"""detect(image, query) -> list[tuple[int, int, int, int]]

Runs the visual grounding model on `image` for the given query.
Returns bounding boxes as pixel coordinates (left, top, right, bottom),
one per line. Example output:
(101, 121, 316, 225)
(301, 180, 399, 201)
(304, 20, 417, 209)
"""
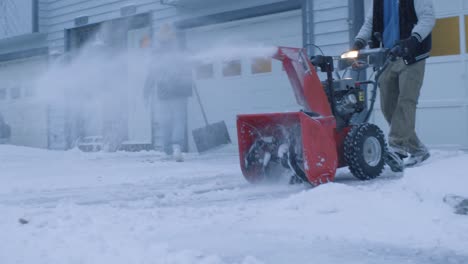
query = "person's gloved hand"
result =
(351, 38, 366, 50)
(399, 36, 419, 57)
(389, 44, 403, 61)
(352, 39, 365, 51)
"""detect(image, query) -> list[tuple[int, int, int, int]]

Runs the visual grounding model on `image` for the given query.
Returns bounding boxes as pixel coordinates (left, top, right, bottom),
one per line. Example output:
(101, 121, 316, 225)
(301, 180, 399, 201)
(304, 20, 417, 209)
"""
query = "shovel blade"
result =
(192, 121, 231, 153)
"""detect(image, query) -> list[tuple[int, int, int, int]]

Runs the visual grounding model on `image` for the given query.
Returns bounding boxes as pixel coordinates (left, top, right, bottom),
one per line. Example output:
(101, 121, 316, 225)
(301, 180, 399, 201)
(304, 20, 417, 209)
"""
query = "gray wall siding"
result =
(39, 0, 50, 33)
(42, 0, 173, 53)
(313, 0, 349, 56)
(174, 0, 291, 19)
(41, 0, 291, 53)
(0, 0, 34, 39)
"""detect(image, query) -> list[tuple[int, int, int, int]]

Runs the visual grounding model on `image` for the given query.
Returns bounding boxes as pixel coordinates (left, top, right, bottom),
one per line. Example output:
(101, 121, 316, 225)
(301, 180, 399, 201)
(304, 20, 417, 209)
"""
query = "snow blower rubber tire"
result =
(344, 123, 386, 180)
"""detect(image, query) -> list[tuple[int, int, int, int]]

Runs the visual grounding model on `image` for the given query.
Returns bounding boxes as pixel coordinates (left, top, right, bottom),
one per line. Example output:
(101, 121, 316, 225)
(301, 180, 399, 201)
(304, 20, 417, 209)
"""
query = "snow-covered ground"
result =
(1, 145, 467, 264)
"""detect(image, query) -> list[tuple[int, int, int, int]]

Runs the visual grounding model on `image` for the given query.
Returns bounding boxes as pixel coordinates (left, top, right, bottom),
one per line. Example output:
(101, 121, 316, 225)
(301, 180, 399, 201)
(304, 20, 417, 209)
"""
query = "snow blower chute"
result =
(237, 46, 395, 186)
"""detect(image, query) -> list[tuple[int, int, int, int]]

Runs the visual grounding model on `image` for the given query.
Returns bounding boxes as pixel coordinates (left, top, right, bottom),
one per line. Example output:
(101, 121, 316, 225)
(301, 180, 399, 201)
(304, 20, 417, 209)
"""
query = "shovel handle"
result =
(192, 82, 210, 126)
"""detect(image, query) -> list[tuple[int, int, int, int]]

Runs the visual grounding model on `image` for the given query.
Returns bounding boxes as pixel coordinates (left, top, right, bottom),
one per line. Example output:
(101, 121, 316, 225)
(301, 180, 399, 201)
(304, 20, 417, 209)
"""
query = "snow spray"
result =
(30, 26, 278, 150)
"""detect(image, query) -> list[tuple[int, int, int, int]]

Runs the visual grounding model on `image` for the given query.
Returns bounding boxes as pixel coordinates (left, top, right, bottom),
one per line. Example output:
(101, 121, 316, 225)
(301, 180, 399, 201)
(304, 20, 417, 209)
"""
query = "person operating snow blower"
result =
(352, 0, 435, 171)
(144, 23, 193, 162)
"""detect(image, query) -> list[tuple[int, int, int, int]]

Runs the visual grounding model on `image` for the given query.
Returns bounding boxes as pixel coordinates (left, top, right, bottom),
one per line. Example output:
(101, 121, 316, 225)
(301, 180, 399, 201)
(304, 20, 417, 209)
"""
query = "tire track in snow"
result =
(0, 172, 306, 208)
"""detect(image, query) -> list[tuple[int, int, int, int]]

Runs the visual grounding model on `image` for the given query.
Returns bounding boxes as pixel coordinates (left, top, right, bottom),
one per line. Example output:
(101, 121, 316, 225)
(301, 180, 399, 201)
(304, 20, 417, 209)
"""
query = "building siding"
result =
(313, 0, 349, 56)
(41, 0, 294, 53)
(40, 0, 170, 53)
(39, 0, 50, 33)
(0, 0, 360, 150)
(0, 0, 35, 39)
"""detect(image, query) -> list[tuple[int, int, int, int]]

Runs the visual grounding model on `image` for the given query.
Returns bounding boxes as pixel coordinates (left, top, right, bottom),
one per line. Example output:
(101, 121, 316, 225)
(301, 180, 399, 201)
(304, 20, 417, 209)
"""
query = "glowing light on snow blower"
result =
(341, 50, 359, 59)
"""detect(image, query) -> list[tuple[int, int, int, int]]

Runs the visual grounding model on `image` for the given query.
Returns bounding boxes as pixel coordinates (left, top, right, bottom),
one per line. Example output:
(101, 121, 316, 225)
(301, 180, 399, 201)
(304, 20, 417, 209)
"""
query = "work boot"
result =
(389, 144, 409, 158)
(385, 145, 407, 173)
(405, 149, 430, 168)
(172, 144, 183, 162)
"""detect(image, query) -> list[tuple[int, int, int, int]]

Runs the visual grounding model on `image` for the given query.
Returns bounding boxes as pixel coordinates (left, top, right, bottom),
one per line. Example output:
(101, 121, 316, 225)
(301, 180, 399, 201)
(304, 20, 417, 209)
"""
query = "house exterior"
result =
(0, 0, 467, 151)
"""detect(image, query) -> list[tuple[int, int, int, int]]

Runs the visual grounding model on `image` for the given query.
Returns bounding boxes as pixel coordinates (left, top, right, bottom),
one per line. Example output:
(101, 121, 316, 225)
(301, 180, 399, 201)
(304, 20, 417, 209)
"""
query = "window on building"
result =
(10, 86, 21, 99)
(222, 60, 241, 77)
(195, 63, 214, 79)
(251, 57, 272, 74)
(0, 89, 6, 100)
(431, 16, 460, 57)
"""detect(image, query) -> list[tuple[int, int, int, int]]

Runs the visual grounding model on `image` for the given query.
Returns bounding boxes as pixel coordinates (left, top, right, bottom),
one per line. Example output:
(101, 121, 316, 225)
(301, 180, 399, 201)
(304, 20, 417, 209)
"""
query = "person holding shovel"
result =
(144, 23, 193, 162)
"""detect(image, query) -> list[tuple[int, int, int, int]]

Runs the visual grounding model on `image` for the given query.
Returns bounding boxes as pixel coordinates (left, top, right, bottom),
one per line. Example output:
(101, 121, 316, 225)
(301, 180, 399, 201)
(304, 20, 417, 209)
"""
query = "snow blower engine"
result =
(237, 46, 394, 186)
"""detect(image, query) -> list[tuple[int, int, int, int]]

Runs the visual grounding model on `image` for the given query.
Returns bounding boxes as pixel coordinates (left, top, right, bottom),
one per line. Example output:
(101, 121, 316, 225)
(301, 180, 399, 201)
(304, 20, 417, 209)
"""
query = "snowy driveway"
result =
(0, 146, 467, 264)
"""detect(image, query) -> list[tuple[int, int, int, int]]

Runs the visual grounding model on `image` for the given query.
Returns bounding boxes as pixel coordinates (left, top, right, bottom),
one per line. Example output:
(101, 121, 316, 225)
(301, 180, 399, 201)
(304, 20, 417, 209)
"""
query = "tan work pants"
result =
(378, 58, 427, 154)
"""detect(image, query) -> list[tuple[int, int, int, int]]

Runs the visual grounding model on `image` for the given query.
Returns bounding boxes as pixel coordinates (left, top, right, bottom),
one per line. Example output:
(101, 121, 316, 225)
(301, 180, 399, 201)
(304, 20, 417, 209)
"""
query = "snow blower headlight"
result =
(341, 50, 359, 60)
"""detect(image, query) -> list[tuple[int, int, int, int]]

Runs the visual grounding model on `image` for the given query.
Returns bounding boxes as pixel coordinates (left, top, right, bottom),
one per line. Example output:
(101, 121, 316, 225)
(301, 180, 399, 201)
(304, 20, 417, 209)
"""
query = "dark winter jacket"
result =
(144, 49, 193, 100)
(355, 0, 436, 65)
(155, 65, 193, 100)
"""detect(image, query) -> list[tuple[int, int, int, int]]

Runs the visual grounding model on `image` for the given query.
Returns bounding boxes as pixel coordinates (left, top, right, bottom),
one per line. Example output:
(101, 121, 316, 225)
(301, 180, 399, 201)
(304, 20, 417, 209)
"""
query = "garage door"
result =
(0, 56, 49, 148)
(185, 10, 303, 151)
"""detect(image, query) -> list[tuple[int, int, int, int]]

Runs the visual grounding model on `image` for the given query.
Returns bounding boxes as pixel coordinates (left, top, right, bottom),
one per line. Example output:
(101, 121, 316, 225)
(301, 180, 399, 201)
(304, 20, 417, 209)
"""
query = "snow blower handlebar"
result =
(272, 46, 399, 123)
(337, 47, 399, 123)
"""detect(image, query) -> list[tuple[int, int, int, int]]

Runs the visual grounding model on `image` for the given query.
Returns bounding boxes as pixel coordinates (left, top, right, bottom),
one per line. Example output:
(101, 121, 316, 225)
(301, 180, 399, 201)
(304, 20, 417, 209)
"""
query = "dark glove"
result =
(352, 39, 366, 51)
(389, 45, 403, 61)
(399, 36, 419, 57)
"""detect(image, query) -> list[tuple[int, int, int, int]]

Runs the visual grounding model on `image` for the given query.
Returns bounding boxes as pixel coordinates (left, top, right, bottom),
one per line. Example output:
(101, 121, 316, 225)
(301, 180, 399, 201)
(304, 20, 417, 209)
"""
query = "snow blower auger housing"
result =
(237, 46, 393, 186)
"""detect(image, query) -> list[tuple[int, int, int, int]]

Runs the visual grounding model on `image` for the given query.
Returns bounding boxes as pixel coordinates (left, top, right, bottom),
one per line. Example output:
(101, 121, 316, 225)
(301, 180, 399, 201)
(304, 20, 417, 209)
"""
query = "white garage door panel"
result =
(422, 62, 466, 101)
(0, 58, 49, 148)
(369, 106, 468, 149)
(189, 74, 299, 117)
(186, 11, 302, 150)
(187, 12, 302, 50)
(189, 59, 297, 137)
(418, 107, 468, 148)
(0, 101, 48, 148)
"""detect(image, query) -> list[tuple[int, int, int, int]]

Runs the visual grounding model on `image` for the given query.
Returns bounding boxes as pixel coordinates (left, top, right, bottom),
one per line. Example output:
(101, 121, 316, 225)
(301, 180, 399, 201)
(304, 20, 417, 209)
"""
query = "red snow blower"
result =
(237, 45, 397, 186)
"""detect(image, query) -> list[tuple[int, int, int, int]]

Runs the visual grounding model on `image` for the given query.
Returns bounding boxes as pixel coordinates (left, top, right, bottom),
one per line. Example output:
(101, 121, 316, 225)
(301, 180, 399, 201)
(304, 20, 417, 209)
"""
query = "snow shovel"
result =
(192, 83, 231, 153)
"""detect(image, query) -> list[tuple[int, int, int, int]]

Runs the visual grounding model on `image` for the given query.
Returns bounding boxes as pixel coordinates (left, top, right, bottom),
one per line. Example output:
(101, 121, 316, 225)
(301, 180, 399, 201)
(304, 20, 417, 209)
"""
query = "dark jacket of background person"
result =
(144, 44, 193, 101)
